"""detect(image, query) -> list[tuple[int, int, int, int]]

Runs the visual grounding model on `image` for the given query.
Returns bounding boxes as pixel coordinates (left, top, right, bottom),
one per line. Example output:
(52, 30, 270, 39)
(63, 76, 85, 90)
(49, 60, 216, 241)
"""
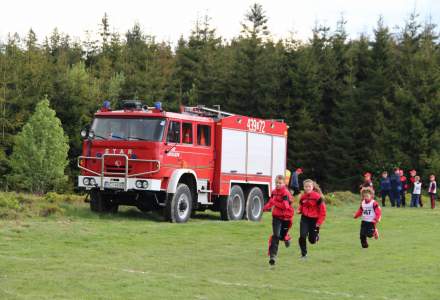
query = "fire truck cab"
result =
(78, 101, 288, 223)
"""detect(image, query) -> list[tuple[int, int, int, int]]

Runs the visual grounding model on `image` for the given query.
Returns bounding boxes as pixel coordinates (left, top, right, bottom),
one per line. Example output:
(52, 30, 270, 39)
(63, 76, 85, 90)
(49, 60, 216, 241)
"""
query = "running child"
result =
(263, 175, 294, 265)
(354, 188, 382, 248)
(429, 175, 437, 209)
(298, 179, 326, 258)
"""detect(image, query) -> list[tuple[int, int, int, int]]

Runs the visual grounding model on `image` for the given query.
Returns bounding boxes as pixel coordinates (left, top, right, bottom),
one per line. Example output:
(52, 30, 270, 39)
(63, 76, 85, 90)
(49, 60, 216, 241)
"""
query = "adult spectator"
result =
(380, 171, 391, 206)
(390, 168, 402, 207)
(289, 168, 303, 195)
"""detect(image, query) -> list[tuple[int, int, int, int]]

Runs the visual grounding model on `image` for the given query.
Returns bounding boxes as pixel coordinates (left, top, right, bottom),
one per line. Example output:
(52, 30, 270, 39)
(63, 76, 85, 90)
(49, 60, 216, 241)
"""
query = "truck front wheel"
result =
(90, 190, 118, 213)
(165, 183, 193, 223)
(220, 185, 245, 221)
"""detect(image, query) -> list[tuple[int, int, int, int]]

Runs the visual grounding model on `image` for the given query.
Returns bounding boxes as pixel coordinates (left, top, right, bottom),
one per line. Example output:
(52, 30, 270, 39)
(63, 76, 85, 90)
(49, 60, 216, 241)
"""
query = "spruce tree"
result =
(9, 98, 69, 193)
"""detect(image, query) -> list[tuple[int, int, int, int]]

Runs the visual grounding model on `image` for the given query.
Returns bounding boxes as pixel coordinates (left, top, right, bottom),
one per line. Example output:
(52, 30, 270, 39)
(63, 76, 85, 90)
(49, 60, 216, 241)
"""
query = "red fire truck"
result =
(78, 101, 288, 223)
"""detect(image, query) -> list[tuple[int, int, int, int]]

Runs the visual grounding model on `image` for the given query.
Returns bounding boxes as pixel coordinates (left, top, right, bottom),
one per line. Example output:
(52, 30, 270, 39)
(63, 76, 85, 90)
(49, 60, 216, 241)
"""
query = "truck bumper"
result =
(78, 176, 162, 191)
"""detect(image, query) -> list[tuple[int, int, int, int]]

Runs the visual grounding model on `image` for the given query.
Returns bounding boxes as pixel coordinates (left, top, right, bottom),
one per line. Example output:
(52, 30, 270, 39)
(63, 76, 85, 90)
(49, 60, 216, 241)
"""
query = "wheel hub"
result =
(232, 195, 242, 216)
(177, 194, 190, 219)
(251, 196, 261, 217)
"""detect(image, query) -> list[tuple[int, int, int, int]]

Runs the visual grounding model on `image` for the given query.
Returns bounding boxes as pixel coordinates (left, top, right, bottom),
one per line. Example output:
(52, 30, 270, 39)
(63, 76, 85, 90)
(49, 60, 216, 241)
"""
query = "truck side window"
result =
(197, 125, 211, 146)
(167, 121, 181, 143)
(182, 123, 193, 144)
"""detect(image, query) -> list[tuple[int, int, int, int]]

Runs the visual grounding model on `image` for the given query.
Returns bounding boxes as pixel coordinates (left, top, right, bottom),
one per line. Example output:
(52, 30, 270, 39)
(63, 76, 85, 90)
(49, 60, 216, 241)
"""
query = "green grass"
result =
(0, 199, 439, 300)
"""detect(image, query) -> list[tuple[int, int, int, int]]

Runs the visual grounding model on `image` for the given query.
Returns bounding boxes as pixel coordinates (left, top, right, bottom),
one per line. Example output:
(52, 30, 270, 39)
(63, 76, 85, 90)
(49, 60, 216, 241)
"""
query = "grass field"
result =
(0, 199, 439, 300)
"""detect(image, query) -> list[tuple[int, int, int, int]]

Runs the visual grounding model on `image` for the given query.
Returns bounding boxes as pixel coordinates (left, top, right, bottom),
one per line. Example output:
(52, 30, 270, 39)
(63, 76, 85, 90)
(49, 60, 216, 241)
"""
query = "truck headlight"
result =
(142, 181, 149, 189)
(83, 178, 90, 185)
(136, 180, 142, 188)
(90, 178, 96, 185)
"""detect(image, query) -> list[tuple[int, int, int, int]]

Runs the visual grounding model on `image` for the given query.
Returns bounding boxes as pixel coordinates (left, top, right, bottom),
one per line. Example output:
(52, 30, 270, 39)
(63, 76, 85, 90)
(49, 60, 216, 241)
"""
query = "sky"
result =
(0, 0, 439, 45)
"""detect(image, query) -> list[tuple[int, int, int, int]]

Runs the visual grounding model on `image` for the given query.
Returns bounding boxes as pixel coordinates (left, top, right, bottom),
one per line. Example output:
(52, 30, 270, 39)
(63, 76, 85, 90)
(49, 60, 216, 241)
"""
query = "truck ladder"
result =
(183, 105, 235, 119)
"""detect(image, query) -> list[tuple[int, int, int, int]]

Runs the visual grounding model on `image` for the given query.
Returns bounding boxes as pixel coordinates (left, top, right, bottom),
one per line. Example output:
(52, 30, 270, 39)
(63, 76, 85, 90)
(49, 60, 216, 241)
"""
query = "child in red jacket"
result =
(263, 175, 294, 265)
(354, 188, 382, 248)
(298, 179, 326, 258)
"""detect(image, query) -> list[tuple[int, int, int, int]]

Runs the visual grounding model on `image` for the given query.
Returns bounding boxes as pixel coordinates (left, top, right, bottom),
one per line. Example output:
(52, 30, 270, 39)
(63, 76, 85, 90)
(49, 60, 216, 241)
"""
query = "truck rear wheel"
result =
(90, 190, 118, 213)
(244, 187, 264, 221)
(220, 185, 245, 221)
(165, 183, 193, 223)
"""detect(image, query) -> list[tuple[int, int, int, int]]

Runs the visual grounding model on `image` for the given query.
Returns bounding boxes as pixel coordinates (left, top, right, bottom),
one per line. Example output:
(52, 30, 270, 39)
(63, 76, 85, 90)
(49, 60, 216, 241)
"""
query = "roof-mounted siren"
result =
(153, 101, 163, 112)
(100, 100, 111, 112)
(122, 100, 143, 111)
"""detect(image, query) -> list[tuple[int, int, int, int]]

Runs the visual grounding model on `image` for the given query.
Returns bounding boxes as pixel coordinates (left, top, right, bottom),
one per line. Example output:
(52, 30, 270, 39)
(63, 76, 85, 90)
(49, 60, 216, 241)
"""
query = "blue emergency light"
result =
(102, 100, 111, 110)
(154, 101, 162, 111)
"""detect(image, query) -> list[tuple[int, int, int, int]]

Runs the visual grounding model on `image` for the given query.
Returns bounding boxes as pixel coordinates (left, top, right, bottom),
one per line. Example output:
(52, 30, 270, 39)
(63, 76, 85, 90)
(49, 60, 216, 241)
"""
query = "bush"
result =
(0, 193, 20, 209)
(44, 192, 83, 204)
(324, 191, 360, 206)
(0, 192, 83, 219)
(38, 203, 65, 217)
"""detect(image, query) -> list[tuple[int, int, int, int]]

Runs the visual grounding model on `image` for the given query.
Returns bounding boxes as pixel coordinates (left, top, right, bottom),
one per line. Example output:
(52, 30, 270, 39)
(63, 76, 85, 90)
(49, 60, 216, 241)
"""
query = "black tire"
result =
(90, 189, 118, 213)
(244, 187, 264, 221)
(165, 183, 193, 223)
(220, 185, 245, 221)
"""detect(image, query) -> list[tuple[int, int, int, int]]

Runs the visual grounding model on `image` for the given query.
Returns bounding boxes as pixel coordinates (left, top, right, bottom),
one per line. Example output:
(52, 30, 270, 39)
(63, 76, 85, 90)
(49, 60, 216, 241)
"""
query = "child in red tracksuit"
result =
(354, 188, 382, 248)
(263, 175, 294, 265)
(298, 179, 326, 258)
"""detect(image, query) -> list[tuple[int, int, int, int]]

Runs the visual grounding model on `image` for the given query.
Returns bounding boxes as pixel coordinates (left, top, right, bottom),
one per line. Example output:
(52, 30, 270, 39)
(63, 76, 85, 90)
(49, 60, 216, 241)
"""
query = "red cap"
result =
(296, 168, 303, 174)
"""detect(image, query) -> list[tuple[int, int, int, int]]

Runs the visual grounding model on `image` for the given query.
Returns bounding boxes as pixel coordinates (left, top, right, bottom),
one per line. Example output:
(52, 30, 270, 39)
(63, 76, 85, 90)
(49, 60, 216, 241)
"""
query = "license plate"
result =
(104, 181, 125, 189)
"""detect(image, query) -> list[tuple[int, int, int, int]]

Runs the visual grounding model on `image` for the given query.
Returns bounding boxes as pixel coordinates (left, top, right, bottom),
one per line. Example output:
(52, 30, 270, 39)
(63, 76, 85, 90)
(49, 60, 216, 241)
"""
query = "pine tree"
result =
(9, 98, 69, 193)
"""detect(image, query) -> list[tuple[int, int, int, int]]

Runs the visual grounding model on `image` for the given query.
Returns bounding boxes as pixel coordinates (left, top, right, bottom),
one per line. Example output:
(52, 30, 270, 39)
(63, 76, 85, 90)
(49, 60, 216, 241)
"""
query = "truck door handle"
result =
(256, 172, 263, 175)
(230, 170, 237, 173)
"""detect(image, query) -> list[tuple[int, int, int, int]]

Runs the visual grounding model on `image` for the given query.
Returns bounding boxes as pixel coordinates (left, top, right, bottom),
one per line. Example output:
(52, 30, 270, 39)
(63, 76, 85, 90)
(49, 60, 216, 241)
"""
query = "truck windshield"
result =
(91, 118, 166, 141)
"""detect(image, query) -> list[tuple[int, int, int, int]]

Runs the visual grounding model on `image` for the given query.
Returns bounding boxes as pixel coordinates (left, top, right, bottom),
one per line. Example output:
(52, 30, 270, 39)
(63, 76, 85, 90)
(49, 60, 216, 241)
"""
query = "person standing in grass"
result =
(380, 171, 391, 207)
(360, 172, 374, 192)
(289, 167, 303, 196)
(428, 175, 437, 209)
(390, 168, 402, 207)
(399, 169, 408, 207)
(297, 179, 326, 259)
(263, 175, 294, 266)
(354, 188, 382, 248)
(410, 176, 422, 207)
(409, 169, 423, 207)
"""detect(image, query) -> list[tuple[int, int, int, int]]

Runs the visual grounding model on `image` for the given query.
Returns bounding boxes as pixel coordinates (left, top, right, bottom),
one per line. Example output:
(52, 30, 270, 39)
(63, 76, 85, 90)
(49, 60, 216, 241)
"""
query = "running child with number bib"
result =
(354, 188, 382, 248)
(263, 175, 294, 266)
(297, 179, 326, 259)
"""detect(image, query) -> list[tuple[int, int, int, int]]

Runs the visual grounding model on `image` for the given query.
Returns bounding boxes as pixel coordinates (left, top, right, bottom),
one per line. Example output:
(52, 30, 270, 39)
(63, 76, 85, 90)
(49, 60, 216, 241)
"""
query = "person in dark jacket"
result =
(289, 168, 303, 195)
(263, 175, 294, 266)
(297, 179, 326, 259)
(390, 168, 402, 207)
(380, 171, 391, 206)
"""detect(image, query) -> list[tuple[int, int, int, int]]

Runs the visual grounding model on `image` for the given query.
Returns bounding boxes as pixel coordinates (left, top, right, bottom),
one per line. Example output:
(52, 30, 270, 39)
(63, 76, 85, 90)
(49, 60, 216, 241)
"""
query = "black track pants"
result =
(268, 217, 291, 257)
(298, 215, 318, 256)
(360, 221, 375, 248)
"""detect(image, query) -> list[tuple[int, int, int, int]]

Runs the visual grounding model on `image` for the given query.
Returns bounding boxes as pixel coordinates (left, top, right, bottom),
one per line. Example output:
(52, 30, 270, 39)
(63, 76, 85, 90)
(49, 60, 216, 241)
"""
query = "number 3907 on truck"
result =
(78, 101, 288, 223)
